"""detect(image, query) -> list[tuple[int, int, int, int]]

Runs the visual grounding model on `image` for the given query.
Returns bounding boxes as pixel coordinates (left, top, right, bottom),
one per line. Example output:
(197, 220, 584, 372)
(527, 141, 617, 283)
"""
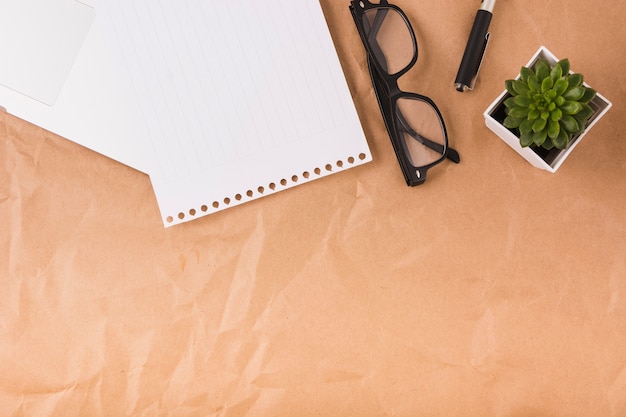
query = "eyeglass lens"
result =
(396, 97, 446, 167)
(362, 7, 414, 75)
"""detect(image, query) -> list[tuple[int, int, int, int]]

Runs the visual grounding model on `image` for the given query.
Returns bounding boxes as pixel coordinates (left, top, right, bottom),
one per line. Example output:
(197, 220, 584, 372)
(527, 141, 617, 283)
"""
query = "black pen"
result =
(454, 0, 496, 92)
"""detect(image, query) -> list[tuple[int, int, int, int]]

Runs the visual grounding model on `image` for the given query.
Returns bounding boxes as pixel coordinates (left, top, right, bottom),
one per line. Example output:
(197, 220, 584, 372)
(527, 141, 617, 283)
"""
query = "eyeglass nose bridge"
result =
(374, 68, 403, 98)
(387, 81, 403, 98)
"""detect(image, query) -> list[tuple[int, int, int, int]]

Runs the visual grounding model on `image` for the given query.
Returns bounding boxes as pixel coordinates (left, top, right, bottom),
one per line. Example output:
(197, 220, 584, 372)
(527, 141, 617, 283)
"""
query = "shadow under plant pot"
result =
(484, 46, 612, 173)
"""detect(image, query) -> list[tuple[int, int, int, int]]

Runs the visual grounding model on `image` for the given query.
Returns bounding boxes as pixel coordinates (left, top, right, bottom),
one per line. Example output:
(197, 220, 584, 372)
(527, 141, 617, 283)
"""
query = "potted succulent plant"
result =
(484, 46, 612, 172)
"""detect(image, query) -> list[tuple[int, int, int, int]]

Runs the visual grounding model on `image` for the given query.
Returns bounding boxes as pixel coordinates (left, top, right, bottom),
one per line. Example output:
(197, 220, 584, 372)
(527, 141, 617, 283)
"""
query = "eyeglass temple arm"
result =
(395, 110, 461, 163)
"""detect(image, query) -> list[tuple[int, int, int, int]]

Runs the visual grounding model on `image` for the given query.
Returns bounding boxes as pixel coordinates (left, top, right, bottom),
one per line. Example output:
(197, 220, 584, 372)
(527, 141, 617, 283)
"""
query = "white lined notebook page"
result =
(96, 0, 371, 226)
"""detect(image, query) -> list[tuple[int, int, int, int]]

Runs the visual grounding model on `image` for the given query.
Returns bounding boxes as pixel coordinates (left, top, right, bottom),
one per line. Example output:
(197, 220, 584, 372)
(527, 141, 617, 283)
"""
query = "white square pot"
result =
(483, 46, 612, 172)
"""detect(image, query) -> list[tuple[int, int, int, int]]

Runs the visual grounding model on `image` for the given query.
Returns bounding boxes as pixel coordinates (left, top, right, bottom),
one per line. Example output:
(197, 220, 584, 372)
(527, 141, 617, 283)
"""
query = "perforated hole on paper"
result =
(163, 151, 371, 225)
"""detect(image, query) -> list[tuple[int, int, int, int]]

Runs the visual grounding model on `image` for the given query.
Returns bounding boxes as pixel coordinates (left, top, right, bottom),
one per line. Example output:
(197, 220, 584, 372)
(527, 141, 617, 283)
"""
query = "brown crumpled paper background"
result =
(1, 1, 626, 416)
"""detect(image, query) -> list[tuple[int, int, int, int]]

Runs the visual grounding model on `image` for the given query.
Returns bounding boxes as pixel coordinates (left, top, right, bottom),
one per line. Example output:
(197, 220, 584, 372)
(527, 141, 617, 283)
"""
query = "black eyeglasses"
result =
(349, 0, 460, 186)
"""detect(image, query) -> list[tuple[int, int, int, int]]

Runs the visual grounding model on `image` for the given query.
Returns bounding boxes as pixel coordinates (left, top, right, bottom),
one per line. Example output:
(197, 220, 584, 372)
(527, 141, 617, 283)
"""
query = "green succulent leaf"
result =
(528, 109, 540, 120)
(541, 76, 554, 93)
(505, 79, 516, 95)
(554, 77, 569, 95)
(520, 132, 534, 147)
(508, 106, 530, 119)
(561, 101, 583, 115)
(533, 129, 548, 147)
(511, 79, 531, 96)
(550, 61, 563, 81)
(558, 58, 570, 75)
(560, 114, 579, 132)
(553, 127, 570, 149)
(513, 95, 534, 107)
(575, 103, 594, 121)
(503, 116, 523, 129)
(520, 66, 534, 83)
(580, 88, 596, 104)
(532, 117, 547, 133)
(542, 139, 555, 150)
(550, 108, 563, 121)
(535, 59, 550, 81)
(568, 73, 583, 88)
(563, 86, 585, 101)
(547, 119, 560, 139)
(555, 96, 566, 106)
(528, 75, 541, 92)
(519, 119, 534, 135)
(550, 65, 562, 82)
(504, 96, 517, 109)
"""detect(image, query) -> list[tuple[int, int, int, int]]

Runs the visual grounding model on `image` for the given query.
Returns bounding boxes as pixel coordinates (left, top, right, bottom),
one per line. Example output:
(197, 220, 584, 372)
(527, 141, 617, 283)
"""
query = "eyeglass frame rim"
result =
(368, 58, 449, 185)
(353, 0, 418, 80)
(349, 0, 453, 186)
